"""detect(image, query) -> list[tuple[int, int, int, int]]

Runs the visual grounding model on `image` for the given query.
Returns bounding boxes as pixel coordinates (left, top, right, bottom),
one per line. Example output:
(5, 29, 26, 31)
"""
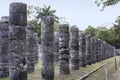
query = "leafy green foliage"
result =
(85, 22, 120, 48)
(36, 5, 59, 22)
(85, 25, 96, 37)
(110, 16, 120, 48)
(95, 0, 120, 11)
(95, 27, 114, 44)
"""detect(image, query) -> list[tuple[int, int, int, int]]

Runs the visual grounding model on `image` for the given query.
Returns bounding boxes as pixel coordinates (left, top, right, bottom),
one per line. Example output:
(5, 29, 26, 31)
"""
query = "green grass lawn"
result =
(1, 56, 120, 80)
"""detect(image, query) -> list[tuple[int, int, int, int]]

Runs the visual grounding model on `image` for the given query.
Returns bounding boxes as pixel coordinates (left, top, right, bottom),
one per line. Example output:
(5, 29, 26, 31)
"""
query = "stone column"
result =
(94, 38, 99, 62)
(54, 32, 59, 65)
(86, 35, 92, 65)
(34, 32, 39, 64)
(9, 2, 27, 80)
(0, 16, 9, 77)
(91, 37, 95, 64)
(26, 24, 36, 73)
(101, 41, 105, 60)
(102, 41, 106, 60)
(59, 24, 70, 74)
(105, 43, 108, 59)
(41, 16, 54, 80)
(104, 41, 107, 59)
(98, 39, 102, 61)
(79, 32, 86, 67)
(70, 26, 79, 70)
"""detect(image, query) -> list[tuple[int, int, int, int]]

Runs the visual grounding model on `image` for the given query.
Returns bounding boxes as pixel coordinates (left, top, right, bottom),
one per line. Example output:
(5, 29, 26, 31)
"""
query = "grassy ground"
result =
(0, 56, 120, 80)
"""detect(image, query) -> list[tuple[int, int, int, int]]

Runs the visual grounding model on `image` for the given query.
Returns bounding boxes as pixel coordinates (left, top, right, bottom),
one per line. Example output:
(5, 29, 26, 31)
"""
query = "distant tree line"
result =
(85, 16, 120, 48)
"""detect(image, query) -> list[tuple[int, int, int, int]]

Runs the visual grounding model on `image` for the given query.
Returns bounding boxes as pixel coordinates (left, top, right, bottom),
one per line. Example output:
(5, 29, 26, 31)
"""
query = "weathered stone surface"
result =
(9, 2, 27, 80)
(9, 40, 26, 53)
(0, 23, 9, 30)
(1, 44, 9, 54)
(54, 32, 59, 65)
(0, 37, 9, 44)
(70, 26, 79, 70)
(94, 38, 99, 62)
(9, 13, 27, 26)
(59, 24, 70, 74)
(9, 2, 27, 13)
(0, 16, 9, 23)
(79, 32, 86, 67)
(86, 35, 92, 65)
(9, 2, 27, 26)
(0, 16, 9, 77)
(26, 24, 37, 73)
(9, 26, 26, 40)
(91, 37, 95, 63)
(97, 39, 102, 62)
(41, 16, 54, 80)
(34, 32, 39, 64)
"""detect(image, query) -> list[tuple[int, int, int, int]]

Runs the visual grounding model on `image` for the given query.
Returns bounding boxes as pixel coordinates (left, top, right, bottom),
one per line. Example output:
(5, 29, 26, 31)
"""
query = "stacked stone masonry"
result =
(54, 32, 59, 65)
(79, 32, 86, 67)
(86, 35, 92, 65)
(91, 37, 95, 64)
(34, 32, 39, 64)
(9, 2, 27, 80)
(59, 24, 70, 74)
(70, 26, 79, 70)
(26, 24, 36, 73)
(0, 16, 9, 77)
(41, 16, 54, 80)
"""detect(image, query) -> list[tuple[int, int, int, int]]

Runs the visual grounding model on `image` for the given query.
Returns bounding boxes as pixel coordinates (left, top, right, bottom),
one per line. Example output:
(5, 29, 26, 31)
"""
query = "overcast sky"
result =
(0, 0, 120, 30)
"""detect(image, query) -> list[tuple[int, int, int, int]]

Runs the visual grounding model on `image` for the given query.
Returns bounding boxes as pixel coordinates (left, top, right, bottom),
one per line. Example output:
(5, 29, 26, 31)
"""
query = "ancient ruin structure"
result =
(34, 32, 39, 64)
(41, 16, 54, 80)
(54, 32, 59, 65)
(86, 35, 92, 65)
(79, 32, 86, 67)
(70, 26, 79, 70)
(26, 24, 36, 73)
(0, 16, 9, 77)
(59, 24, 70, 74)
(9, 2, 27, 80)
(91, 37, 95, 64)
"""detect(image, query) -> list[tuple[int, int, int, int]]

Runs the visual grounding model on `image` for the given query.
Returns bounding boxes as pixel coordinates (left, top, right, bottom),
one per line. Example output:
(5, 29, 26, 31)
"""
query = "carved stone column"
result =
(70, 26, 79, 70)
(79, 32, 86, 67)
(59, 24, 70, 74)
(9, 2, 27, 80)
(41, 16, 54, 80)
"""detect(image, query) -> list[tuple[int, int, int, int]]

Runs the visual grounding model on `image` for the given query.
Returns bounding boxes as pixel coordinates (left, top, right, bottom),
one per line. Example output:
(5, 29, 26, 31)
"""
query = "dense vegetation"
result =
(85, 16, 120, 48)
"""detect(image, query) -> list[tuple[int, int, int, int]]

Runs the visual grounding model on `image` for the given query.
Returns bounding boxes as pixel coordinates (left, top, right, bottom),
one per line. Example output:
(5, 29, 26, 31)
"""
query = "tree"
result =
(85, 26, 117, 47)
(95, 0, 120, 11)
(36, 5, 59, 22)
(95, 27, 113, 43)
(85, 25, 96, 37)
(110, 16, 120, 48)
